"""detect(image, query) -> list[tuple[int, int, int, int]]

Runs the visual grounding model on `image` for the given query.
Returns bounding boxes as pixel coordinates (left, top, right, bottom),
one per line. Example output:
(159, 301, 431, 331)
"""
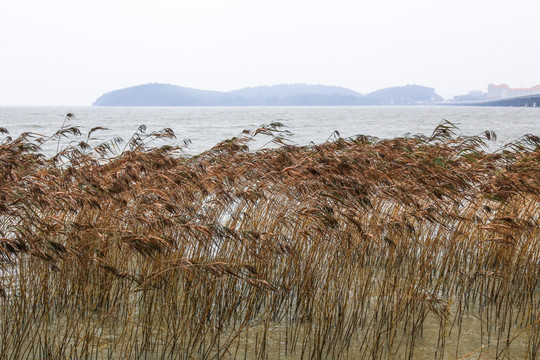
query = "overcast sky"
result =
(1, 0, 539, 105)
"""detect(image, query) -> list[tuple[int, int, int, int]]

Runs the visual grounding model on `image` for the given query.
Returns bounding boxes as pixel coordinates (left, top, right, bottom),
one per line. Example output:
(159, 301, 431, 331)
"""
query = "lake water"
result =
(0, 106, 539, 155)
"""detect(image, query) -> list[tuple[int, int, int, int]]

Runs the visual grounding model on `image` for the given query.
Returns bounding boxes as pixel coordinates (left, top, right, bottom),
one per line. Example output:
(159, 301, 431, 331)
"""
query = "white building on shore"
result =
(487, 84, 540, 99)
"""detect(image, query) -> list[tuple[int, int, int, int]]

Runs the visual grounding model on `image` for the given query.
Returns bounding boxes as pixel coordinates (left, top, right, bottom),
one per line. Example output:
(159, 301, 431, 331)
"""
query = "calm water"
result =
(0, 106, 539, 155)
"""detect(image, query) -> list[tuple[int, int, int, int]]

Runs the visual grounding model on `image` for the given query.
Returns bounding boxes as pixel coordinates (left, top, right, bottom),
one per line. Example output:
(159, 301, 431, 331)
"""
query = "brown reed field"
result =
(0, 115, 539, 359)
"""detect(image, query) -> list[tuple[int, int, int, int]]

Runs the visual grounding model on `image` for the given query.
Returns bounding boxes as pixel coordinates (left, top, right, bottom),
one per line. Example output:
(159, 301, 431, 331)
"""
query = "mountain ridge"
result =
(93, 83, 442, 106)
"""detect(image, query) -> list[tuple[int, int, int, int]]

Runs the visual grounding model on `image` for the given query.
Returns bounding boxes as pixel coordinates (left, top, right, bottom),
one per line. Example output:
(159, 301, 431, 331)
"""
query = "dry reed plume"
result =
(0, 116, 539, 359)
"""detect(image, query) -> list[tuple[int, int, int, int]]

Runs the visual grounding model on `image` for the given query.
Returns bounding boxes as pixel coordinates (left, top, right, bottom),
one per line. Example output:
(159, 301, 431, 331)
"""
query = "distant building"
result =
(452, 90, 485, 102)
(487, 84, 540, 99)
(467, 90, 484, 98)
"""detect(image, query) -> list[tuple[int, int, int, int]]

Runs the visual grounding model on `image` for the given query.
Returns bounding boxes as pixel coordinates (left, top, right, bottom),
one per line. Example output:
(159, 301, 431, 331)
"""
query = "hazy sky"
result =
(1, 0, 539, 105)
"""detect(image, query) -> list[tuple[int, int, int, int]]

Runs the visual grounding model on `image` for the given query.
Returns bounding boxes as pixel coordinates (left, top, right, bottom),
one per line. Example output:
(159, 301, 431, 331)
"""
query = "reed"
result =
(0, 117, 538, 359)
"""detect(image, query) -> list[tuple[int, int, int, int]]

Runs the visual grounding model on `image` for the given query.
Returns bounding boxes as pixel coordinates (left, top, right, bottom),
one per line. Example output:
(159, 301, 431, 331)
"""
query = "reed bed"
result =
(0, 117, 539, 359)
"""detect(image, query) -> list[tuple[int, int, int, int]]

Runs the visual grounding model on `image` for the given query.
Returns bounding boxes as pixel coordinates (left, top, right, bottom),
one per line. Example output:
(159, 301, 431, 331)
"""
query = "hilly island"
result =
(93, 83, 443, 106)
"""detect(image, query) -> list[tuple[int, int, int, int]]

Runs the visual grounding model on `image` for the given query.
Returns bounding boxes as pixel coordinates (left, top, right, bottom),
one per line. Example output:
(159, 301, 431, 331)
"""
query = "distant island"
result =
(93, 83, 443, 106)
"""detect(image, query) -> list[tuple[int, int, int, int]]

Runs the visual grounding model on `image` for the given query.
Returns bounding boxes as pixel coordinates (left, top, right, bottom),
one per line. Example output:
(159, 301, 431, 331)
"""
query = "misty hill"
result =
(92, 84, 224, 106)
(93, 83, 362, 106)
(226, 84, 361, 105)
(93, 83, 442, 106)
(361, 84, 443, 105)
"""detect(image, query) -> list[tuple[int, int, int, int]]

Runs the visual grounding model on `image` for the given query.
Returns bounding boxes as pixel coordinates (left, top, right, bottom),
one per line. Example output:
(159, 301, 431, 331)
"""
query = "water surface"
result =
(1, 106, 538, 155)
